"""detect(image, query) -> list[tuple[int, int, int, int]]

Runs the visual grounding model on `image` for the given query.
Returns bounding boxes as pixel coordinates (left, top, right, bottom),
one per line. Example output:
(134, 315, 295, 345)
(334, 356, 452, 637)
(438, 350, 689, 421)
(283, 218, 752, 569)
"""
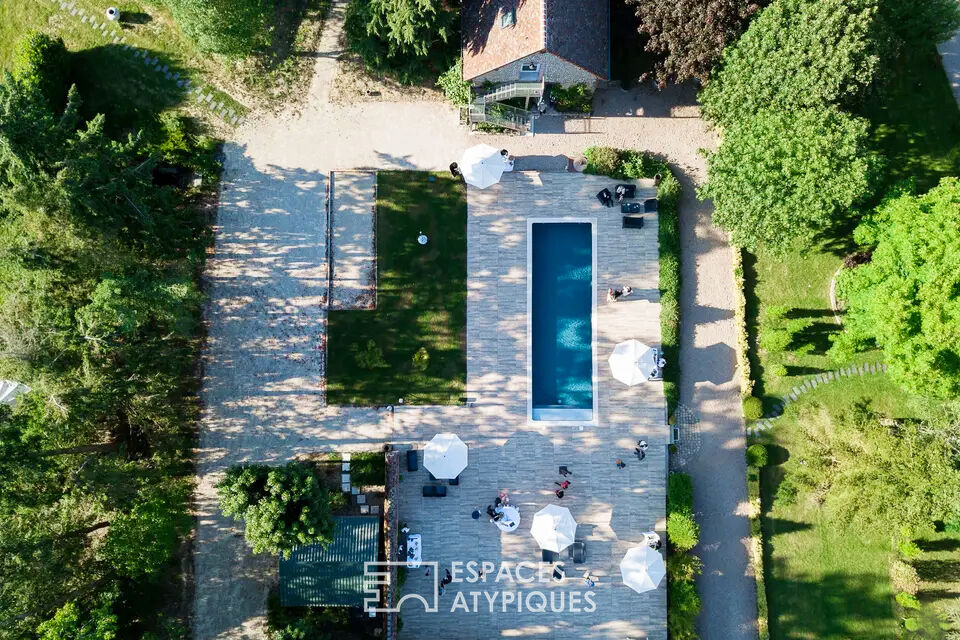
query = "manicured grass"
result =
(349, 451, 386, 487)
(744, 248, 881, 401)
(758, 377, 915, 640)
(326, 172, 467, 405)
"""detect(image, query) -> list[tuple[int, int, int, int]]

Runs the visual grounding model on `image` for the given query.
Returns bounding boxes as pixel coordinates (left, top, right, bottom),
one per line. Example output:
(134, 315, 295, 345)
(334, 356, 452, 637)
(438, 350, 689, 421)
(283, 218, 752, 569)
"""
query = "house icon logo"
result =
(364, 561, 439, 613)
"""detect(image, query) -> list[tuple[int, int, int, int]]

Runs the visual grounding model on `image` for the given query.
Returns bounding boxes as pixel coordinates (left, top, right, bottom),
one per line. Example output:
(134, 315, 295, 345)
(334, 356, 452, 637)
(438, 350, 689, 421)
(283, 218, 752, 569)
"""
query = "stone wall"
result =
(474, 52, 600, 88)
(384, 449, 401, 640)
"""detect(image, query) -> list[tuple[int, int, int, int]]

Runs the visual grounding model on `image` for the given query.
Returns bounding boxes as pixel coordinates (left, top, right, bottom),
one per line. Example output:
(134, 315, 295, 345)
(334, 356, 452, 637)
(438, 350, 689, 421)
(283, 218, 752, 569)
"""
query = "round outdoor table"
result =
(495, 506, 521, 532)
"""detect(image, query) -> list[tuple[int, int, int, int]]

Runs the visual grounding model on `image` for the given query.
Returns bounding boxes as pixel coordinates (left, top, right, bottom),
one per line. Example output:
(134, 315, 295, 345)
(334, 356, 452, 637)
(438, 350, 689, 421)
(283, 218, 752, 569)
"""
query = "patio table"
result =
(406, 533, 422, 568)
(495, 506, 521, 532)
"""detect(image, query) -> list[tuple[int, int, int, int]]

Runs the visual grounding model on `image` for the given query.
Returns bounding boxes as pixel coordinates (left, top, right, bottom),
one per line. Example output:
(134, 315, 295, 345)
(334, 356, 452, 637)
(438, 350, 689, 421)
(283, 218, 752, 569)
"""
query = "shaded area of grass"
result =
(350, 451, 386, 486)
(860, 47, 960, 195)
(327, 172, 467, 405)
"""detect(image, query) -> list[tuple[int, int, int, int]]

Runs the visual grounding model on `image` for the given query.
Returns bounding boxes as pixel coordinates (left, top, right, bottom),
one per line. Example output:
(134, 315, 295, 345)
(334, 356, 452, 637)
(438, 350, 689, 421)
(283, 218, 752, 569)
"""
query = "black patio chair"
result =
(541, 549, 559, 563)
(406, 449, 419, 472)
(623, 215, 644, 229)
(644, 198, 659, 213)
(596, 188, 614, 208)
(422, 485, 447, 497)
(614, 184, 637, 199)
(447, 475, 460, 486)
(568, 540, 586, 564)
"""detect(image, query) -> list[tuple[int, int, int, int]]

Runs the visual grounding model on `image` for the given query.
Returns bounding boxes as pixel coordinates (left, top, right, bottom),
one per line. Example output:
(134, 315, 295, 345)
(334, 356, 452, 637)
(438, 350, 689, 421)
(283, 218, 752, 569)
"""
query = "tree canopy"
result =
(699, 106, 877, 252)
(217, 462, 338, 558)
(344, 0, 457, 83)
(877, 0, 960, 49)
(626, 0, 765, 86)
(700, 0, 881, 126)
(831, 179, 960, 398)
(0, 35, 215, 638)
(784, 402, 960, 532)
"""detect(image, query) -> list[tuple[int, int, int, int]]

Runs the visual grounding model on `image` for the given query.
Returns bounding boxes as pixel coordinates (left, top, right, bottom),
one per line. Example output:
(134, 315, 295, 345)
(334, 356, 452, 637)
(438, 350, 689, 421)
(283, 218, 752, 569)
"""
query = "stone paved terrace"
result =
(392, 172, 669, 640)
(329, 171, 377, 309)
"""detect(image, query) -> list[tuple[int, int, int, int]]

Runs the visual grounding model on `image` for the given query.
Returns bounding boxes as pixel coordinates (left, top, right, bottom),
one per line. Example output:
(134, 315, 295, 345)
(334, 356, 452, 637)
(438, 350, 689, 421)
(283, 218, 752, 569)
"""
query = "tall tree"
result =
(831, 178, 960, 398)
(626, 0, 764, 86)
(699, 106, 877, 253)
(700, 0, 881, 126)
(877, 0, 960, 49)
(217, 462, 338, 558)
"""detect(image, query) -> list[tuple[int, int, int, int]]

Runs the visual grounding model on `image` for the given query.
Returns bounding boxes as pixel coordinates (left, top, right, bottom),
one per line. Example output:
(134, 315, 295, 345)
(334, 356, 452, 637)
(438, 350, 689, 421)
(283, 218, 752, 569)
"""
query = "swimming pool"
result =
(528, 220, 597, 423)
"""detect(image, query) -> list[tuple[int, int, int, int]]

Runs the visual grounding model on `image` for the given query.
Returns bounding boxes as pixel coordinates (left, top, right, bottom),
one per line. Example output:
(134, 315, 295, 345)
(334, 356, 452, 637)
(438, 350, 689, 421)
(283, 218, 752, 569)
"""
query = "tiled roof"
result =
(462, 0, 609, 80)
(278, 516, 381, 607)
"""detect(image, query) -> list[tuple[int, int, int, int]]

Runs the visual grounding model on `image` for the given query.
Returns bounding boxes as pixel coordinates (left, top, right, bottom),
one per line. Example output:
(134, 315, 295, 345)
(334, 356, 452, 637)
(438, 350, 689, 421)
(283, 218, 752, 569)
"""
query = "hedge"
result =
(732, 247, 754, 398)
(583, 146, 682, 415)
(666, 472, 702, 640)
(746, 465, 769, 640)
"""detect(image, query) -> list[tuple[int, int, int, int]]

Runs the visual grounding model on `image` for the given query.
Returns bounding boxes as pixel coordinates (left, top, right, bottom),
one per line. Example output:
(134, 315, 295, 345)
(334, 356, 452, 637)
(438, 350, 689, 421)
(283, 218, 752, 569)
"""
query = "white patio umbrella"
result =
(459, 144, 505, 189)
(530, 504, 578, 552)
(608, 339, 658, 386)
(422, 433, 468, 479)
(620, 545, 666, 594)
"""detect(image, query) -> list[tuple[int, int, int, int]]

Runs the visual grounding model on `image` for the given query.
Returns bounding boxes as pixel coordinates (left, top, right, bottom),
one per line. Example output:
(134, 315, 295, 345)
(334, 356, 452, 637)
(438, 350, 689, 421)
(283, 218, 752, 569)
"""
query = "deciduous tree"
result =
(626, 0, 764, 86)
(217, 462, 337, 557)
(831, 179, 960, 398)
(700, 0, 881, 126)
(699, 106, 877, 253)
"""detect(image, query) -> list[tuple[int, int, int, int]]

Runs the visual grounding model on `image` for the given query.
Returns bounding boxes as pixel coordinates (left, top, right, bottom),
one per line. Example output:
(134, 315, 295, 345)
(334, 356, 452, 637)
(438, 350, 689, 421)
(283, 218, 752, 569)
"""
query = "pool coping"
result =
(526, 217, 599, 426)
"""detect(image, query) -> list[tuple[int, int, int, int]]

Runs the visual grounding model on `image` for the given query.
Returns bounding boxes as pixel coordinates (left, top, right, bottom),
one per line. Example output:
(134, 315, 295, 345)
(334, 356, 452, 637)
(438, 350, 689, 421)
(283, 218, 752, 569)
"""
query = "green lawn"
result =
(326, 172, 467, 405)
(758, 378, 915, 640)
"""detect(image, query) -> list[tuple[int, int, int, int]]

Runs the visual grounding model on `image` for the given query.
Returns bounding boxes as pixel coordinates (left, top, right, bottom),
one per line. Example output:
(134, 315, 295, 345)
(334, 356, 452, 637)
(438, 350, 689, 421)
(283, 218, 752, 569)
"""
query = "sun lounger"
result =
(623, 215, 644, 229)
(568, 540, 586, 564)
(406, 450, 419, 472)
(422, 485, 447, 497)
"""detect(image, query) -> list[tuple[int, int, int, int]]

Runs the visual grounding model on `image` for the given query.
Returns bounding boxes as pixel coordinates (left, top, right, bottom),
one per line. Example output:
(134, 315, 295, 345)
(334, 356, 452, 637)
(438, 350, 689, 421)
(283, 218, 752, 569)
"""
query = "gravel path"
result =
(194, 9, 724, 634)
(676, 183, 757, 637)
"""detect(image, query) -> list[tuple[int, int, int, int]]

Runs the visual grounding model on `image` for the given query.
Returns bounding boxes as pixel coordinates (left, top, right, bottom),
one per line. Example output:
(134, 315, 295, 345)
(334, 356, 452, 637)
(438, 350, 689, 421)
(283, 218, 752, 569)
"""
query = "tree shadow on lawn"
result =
(70, 44, 187, 136)
(765, 557, 898, 640)
(912, 559, 960, 583)
(917, 538, 960, 553)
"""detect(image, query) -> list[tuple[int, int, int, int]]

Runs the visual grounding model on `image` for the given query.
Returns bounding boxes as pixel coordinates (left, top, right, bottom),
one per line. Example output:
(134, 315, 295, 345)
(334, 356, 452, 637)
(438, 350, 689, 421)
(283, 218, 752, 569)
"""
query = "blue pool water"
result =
(531, 222, 594, 421)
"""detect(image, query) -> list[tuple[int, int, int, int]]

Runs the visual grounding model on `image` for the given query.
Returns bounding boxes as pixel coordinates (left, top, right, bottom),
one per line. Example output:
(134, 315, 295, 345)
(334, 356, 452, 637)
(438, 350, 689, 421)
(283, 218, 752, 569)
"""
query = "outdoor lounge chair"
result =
(447, 475, 460, 486)
(406, 449, 419, 472)
(596, 188, 614, 207)
(644, 198, 659, 213)
(622, 215, 644, 229)
(422, 485, 447, 497)
(568, 540, 586, 564)
(541, 549, 559, 563)
(614, 184, 637, 199)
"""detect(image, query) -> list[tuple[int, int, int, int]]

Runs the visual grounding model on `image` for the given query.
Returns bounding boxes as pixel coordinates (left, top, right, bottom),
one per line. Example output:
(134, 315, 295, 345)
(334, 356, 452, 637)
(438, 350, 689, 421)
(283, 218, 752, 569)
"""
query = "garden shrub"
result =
(668, 472, 694, 513)
(667, 511, 700, 552)
(436, 58, 472, 106)
(760, 329, 791, 354)
(667, 578, 701, 640)
(743, 396, 764, 421)
(890, 560, 920, 595)
(12, 32, 69, 110)
(768, 363, 787, 378)
(896, 592, 921, 610)
(353, 339, 388, 369)
(667, 552, 703, 582)
(584, 146, 622, 177)
(412, 347, 430, 372)
(163, 0, 274, 57)
(550, 83, 593, 113)
(746, 443, 769, 467)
